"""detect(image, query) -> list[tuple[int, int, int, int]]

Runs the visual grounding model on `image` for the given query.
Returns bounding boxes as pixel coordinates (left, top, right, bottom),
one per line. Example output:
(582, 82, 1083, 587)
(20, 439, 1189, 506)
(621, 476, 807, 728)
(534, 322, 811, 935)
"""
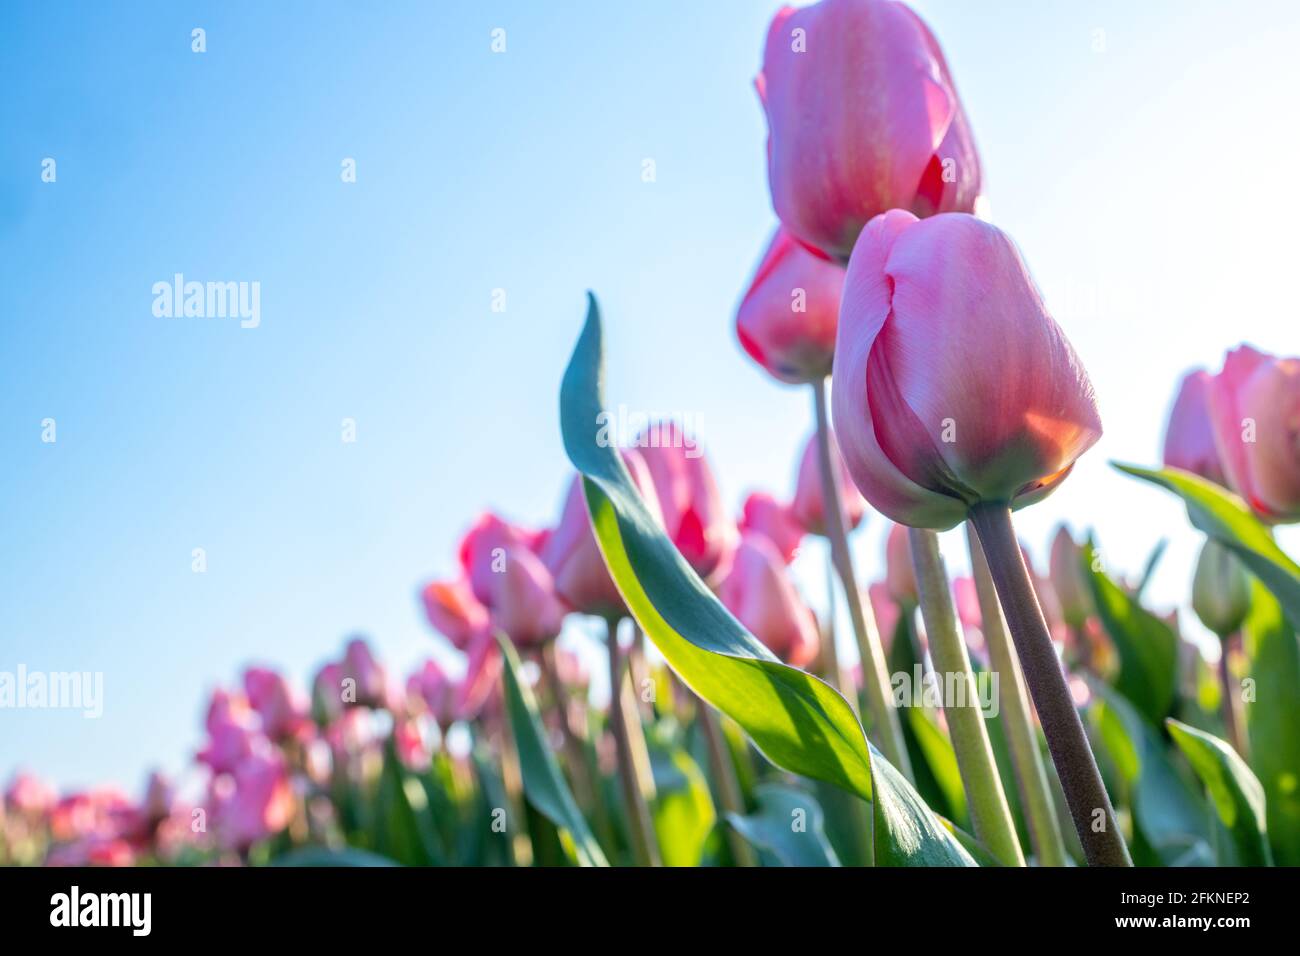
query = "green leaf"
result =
(561, 295, 974, 867)
(1088, 682, 1209, 866)
(497, 634, 609, 866)
(906, 706, 968, 828)
(373, 736, 441, 866)
(1081, 539, 1177, 726)
(1114, 463, 1300, 623)
(727, 783, 841, 866)
(1166, 718, 1272, 866)
(1240, 582, 1300, 865)
(271, 847, 400, 867)
(648, 740, 716, 867)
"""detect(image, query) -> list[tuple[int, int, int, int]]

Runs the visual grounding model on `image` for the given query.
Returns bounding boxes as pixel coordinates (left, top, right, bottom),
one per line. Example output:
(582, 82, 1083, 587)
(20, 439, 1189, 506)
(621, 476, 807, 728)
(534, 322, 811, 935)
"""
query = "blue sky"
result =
(3, 0, 1298, 792)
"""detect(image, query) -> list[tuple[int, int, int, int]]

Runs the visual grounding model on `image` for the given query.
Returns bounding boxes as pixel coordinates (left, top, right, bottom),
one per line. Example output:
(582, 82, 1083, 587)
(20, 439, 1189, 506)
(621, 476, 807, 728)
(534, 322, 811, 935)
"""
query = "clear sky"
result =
(3, 0, 1298, 792)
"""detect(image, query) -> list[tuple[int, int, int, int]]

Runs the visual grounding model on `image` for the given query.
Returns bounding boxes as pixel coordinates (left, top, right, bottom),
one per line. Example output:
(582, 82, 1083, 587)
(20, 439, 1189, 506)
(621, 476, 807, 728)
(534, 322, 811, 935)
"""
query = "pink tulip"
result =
(1207, 345, 1300, 523)
(456, 633, 503, 722)
(341, 637, 388, 708)
(540, 453, 651, 617)
(420, 577, 490, 650)
(1048, 526, 1091, 628)
(738, 491, 804, 564)
(216, 750, 295, 851)
(635, 425, 739, 583)
(1162, 370, 1227, 487)
(884, 523, 917, 607)
(789, 428, 867, 536)
(458, 513, 545, 604)
(757, 0, 982, 262)
(719, 532, 820, 668)
(198, 690, 257, 775)
(243, 667, 309, 742)
(831, 211, 1102, 530)
(482, 544, 567, 646)
(735, 227, 845, 384)
(311, 662, 345, 724)
(868, 581, 902, 650)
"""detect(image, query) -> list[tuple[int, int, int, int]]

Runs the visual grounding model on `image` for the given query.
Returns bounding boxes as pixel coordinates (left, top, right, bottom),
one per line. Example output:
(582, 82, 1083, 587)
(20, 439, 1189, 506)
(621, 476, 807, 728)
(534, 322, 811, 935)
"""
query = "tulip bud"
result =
(1191, 538, 1251, 639)
(757, 0, 982, 261)
(1048, 526, 1092, 629)
(719, 532, 820, 667)
(790, 428, 867, 536)
(540, 451, 661, 617)
(738, 491, 804, 564)
(341, 637, 388, 708)
(635, 425, 739, 583)
(420, 577, 490, 650)
(735, 227, 844, 384)
(243, 667, 309, 742)
(215, 750, 295, 851)
(481, 545, 567, 646)
(459, 513, 544, 604)
(1162, 370, 1227, 486)
(831, 211, 1102, 530)
(1206, 345, 1300, 523)
(884, 522, 917, 607)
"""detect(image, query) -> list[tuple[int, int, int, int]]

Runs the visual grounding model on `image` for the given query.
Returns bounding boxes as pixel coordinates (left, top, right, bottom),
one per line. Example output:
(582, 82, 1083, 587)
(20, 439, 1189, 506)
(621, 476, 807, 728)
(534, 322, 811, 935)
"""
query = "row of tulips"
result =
(5, 0, 1298, 867)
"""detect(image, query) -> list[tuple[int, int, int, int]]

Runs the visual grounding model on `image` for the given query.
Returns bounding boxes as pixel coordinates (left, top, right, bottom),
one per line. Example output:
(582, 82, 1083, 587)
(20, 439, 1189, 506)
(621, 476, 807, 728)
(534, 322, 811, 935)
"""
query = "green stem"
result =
(968, 502, 1132, 867)
(812, 377, 912, 781)
(606, 616, 661, 866)
(820, 545, 856, 707)
(696, 703, 759, 866)
(966, 524, 1068, 866)
(1219, 637, 1249, 759)
(908, 527, 1025, 866)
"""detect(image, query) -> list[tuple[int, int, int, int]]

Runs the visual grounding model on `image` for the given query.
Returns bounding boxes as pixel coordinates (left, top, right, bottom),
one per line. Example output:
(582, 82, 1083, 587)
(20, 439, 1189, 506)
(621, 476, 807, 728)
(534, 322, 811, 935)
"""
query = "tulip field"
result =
(4, 0, 1299, 878)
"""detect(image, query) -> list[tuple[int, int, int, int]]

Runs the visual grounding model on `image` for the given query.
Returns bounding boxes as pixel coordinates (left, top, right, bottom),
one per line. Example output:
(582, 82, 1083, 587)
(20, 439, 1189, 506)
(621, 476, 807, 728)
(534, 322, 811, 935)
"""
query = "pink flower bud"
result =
(214, 750, 295, 851)
(738, 491, 804, 564)
(884, 522, 917, 607)
(635, 425, 739, 584)
(719, 532, 820, 668)
(789, 428, 867, 536)
(831, 211, 1101, 529)
(1206, 345, 1300, 523)
(481, 545, 567, 646)
(1048, 526, 1091, 629)
(1162, 370, 1227, 486)
(736, 227, 844, 384)
(420, 577, 491, 650)
(341, 637, 388, 708)
(539, 452, 655, 618)
(243, 667, 309, 742)
(757, 0, 982, 261)
(4, 772, 56, 817)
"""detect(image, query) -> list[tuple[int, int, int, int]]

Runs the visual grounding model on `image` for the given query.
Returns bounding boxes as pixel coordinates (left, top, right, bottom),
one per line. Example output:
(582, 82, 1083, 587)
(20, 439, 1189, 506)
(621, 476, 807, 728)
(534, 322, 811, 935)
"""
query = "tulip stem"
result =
(605, 616, 662, 866)
(966, 524, 1069, 866)
(908, 527, 1025, 866)
(812, 378, 912, 780)
(538, 642, 614, 850)
(968, 503, 1132, 867)
(1219, 638, 1249, 759)
(696, 702, 759, 867)
(820, 546, 856, 707)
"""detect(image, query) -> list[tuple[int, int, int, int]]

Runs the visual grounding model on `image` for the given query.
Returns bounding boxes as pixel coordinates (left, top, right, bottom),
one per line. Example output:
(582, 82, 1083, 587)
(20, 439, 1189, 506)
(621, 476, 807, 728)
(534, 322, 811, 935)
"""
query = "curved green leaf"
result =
(561, 294, 973, 867)
(1088, 681, 1209, 866)
(1114, 463, 1300, 622)
(497, 635, 609, 866)
(1166, 718, 1272, 866)
(1241, 582, 1300, 865)
(1081, 538, 1177, 727)
(727, 783, 840, 866)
